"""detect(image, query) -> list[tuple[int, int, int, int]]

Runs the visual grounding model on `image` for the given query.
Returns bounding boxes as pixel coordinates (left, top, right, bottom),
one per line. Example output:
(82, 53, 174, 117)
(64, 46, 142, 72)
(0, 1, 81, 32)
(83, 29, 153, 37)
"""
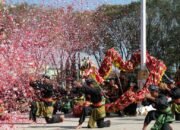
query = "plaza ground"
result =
(13, 115, 179, 130)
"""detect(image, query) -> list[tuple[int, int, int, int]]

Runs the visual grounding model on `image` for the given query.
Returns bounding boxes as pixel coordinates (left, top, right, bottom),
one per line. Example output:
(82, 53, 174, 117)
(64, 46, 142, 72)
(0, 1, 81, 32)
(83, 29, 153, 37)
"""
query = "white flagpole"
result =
(140, 0, 146, 70)
(137, 0, 147, 110)
(138, 0, 147, 91)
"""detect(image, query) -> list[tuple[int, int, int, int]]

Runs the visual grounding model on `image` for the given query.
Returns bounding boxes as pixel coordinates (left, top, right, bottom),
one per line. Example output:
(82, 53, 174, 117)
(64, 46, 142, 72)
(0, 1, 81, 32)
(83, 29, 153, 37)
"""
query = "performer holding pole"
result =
(142, 85, 174, 130)
(174, 66, 180, 87)
(29, 75, 64, 124)
(74, 79, 110, 129)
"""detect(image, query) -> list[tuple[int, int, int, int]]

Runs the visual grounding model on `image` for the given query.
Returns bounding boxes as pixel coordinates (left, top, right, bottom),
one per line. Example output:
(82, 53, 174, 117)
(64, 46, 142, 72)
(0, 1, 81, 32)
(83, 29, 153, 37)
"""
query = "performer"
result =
(174, 66, 180, 87)
(119, 71, 129, 95)
(159, 81, 180, 121)
(142, 85, 174, 130)
(29, 75, 64, 124)
(124, 83, 138, 116)
(170, 87, 180, 121)
(74, 79, 111, 129)
(0, 99, 4, 118)
(107, 78, 119, 102)
(0, 24, 5, 41)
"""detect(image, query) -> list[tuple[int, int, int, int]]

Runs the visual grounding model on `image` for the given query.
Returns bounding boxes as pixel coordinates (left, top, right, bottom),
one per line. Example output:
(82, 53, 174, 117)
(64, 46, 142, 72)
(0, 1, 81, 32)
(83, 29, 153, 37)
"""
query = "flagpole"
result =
(138, 0, 147, 91)
(136, 0, 147, 110)
(140, 0, 146, 70)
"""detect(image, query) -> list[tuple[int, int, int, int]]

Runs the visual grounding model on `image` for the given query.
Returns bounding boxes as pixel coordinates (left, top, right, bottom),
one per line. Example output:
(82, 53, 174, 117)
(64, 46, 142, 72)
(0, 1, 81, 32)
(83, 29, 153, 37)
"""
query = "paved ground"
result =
(13, 116, 179, 130)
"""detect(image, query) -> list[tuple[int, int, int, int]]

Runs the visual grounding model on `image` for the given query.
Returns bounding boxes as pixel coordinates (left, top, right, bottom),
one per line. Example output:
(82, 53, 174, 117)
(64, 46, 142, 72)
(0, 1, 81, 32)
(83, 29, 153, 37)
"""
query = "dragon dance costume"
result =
(29, 80, 63, 123)
(77, 83, 110, 128)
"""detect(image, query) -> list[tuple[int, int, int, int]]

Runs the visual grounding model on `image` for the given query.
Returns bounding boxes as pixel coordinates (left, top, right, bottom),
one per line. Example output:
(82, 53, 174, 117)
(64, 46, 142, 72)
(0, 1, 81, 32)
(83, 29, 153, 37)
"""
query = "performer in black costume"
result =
(29, 75, 64, 123)
(74, 79, 110, 129)
(142, 85, 174, 130)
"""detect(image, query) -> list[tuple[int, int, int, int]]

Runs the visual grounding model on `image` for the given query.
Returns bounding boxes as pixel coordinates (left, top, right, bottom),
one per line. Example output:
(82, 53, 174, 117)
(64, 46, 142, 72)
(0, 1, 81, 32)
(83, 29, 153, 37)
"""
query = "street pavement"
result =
(12, 115, 179, 130)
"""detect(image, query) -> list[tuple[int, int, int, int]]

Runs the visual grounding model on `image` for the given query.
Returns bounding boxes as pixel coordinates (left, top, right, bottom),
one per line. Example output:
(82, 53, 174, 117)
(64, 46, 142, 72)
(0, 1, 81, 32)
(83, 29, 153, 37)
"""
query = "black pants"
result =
(87, 118, 110, 128)
(45, 115, 62, 124)
(144, 110, 171, 130)
(96, 118, 110, 128)
(53, 100, 62, 114)
(79, 106, 93, 124)
(79, 106, 110, 128)
(175, 112, 180, 121)
(29, 101, 37, 122)
(144, 110, 160, 125)
(30, 101, 62, 124)
(124, 103, 137, 116)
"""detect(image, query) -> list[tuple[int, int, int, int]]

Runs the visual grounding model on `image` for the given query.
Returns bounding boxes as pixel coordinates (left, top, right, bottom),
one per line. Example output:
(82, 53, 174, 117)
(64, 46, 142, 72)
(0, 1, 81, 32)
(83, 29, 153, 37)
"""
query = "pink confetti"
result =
(0, 0, 100, 123)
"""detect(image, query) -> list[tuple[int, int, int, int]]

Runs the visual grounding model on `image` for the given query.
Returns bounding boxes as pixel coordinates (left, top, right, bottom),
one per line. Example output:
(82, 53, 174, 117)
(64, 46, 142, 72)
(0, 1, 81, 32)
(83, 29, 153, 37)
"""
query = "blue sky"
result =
(6, 0, 139, 10)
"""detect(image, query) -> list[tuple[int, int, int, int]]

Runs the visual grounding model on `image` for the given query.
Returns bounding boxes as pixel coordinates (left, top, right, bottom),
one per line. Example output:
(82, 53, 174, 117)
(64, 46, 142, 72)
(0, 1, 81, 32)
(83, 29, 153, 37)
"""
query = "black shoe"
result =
(118, 111, 125, 117)
(106, 112, 110, 117)
(106, 120, 111, 127)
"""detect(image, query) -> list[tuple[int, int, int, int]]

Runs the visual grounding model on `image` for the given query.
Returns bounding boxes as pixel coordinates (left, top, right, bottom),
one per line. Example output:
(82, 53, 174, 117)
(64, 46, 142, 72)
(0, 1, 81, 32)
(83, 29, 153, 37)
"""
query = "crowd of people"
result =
(0, 62, 179, 130)
(25, 67, 180, 130)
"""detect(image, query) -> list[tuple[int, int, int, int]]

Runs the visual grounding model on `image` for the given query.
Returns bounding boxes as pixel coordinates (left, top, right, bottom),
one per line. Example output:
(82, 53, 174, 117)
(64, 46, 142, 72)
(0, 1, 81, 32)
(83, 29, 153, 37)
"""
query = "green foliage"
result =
(93, 0, 179, 73)
(146, 0, 180, 71)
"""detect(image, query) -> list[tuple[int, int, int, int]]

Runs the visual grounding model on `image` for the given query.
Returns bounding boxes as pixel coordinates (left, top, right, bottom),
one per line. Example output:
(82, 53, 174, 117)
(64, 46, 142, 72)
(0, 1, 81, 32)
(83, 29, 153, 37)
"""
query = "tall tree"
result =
(90, 0, 179, 72)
